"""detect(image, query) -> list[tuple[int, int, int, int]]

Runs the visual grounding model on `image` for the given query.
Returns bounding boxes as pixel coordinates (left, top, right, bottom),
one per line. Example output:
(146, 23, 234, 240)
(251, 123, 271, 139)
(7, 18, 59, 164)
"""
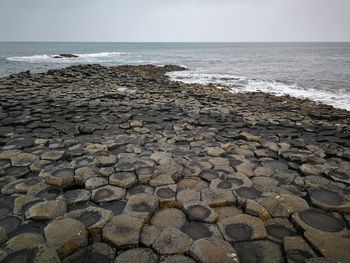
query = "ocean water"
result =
(0, 42, 349, 111)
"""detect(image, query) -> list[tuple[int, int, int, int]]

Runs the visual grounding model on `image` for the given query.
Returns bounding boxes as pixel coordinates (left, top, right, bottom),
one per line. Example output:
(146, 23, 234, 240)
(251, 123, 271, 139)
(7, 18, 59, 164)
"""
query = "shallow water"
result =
(1, 42, 349, 110)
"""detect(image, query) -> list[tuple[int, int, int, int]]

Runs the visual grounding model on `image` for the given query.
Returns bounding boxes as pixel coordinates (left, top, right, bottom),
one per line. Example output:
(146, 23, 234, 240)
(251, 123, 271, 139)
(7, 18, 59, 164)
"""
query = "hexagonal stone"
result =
(181, 221, 222, 241)
(327, 170, 350, 185)
(234, 186, 262, 202)
(65, 206, 112, 234)
(41, 151, 65, 161)
(63, 243, 115, 263)
(265, 218, 296, 244)
(39, 166, 75, 187)
(14, 178, 45, 194)
(151, 208, 187, 229)
(59, 189, 91, 208)
(1, 245, 60, 263)
(214, 206, 243, 222)
(153, 228, 193, 255)
(234, 240, 284, 263)
(189, 238, 237, 263)
(96, 155, 117, 167)
(304, 229, 350, 262)
(10, 152, 38, 167)
(199, 170, 220, 182)
(110, 172, 137, 188)
(155, 184, 177, 207)
(140, 225, 162, 247)
(135, 166, 156, 184)
(92, 185, 125, 203)
(71, 156, 96, 168)
(256, 193, 309, 217)
(25, 200, 67, 220)
(44, 218, 88, 257)
(0, 216, 22, 236)
(245, 199, 271, 221)
(308, 187, 350, 213)
(4, 233, 44, 252)
(100, 200, 126, 216)
(283, 236, 317, 263)
(85, 177, 108, 190)
(218, 214, 267, 242)
(74, 166, 98, 186)
(209, 173, 252, 191)
(292, 209, 347, 234)
(201, 189, 236, 207)
(123, 193, 159, 220)
(176, 189, 200, 205)
(206, 147, 226, 157)
(114, 248, 158, 263)
(102, 215, 143, 248)
(183, 202, 218, 223)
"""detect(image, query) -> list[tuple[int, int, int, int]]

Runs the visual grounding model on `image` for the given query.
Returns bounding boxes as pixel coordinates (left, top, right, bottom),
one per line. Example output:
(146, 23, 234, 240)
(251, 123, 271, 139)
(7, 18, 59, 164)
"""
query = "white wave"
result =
(6, 52, 130, 63)
(168, 71, 350, 111)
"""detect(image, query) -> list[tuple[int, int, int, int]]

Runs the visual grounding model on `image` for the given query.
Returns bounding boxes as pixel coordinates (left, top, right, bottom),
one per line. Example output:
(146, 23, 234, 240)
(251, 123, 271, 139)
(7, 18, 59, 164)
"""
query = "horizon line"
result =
(1, 41, 350, 43)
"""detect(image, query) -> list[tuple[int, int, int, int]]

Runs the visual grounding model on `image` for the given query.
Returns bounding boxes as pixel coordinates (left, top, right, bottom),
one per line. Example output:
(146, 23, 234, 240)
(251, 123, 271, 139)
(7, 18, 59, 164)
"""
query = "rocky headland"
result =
(0, 64, 349, 263)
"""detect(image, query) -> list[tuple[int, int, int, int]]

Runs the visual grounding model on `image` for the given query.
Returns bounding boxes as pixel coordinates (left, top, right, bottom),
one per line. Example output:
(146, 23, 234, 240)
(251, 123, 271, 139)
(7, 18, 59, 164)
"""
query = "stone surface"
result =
(25, 200, 67, 220)
(102, 214, 143, 248)
(189, 238, 237, 263)
(153, 228, 193, 255)
(44, 218, 88, 257)
(92, 185, 125, 203)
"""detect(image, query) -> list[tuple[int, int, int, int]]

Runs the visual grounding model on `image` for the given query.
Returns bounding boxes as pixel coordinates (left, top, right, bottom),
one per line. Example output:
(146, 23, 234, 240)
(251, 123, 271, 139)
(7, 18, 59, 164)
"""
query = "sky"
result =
(0, 0, 350, 42)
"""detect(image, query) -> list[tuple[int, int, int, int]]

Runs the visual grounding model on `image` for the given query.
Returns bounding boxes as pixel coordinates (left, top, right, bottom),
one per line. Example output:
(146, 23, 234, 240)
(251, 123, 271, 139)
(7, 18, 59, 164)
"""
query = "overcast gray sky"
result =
(1, 0, 350, 42)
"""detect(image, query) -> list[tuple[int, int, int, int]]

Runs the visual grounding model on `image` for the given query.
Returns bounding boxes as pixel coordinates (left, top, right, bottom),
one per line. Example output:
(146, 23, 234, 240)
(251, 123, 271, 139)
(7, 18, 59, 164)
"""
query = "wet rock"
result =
(234, 240, 284, 263)
(135, 166, 156, 184)
(183, 201, 218, 223)
(189, 238, 237, 263)
(63, 243, 115, 263)
(292, 209, 347, 234)
(102, 214, 143, 248)
(115, 248, 158, 263)
(95, 155, 117, 167)
(59, 189, 91, 208)
(123, 193, 158, 220)
(44, 218, 88, 257)
(218, 214, 267, 242)
(155, 184, 177, 207)
(0, 216, 22, 236)
(64, 206, 112, 234)
(153, 228, 193, 255)
(100, 200, 126, 216)
(39, 166, 75, 187)
(92, 185, 125, 203)
(283, 236, 317, 263)
(265, 218, 296, 244)
(181, 221, 222, 240)
(308, 187, 350, 213)
(25, 199, 67, 220)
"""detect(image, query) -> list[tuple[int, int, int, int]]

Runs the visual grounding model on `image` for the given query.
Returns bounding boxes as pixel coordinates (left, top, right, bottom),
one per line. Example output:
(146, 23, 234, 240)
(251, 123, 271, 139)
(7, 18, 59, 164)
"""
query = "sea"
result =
(0, 42, 349, 111)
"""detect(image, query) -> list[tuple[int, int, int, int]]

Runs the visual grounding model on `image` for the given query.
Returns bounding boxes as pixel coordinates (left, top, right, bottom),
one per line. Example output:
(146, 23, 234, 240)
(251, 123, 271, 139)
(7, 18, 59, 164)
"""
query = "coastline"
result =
(0, 64, 349, 262)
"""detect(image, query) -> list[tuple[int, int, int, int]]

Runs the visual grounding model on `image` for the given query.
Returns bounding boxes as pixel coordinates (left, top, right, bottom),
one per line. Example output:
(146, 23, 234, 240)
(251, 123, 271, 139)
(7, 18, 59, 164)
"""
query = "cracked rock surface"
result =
(0, 64, 350, 262)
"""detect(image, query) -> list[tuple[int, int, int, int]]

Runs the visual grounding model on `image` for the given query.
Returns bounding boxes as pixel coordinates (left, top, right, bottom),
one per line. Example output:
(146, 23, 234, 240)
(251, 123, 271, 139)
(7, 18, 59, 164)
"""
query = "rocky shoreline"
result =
(0, 64, 349, 263)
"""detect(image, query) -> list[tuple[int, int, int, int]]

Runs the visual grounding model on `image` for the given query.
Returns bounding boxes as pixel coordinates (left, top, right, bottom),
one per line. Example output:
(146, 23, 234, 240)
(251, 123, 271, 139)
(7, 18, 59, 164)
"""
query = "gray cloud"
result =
(0, 0, 349, 41)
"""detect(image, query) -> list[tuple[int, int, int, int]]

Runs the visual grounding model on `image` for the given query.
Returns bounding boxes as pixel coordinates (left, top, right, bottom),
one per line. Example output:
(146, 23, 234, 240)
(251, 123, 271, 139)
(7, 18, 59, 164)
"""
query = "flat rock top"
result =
(0, 64, 349, 262)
